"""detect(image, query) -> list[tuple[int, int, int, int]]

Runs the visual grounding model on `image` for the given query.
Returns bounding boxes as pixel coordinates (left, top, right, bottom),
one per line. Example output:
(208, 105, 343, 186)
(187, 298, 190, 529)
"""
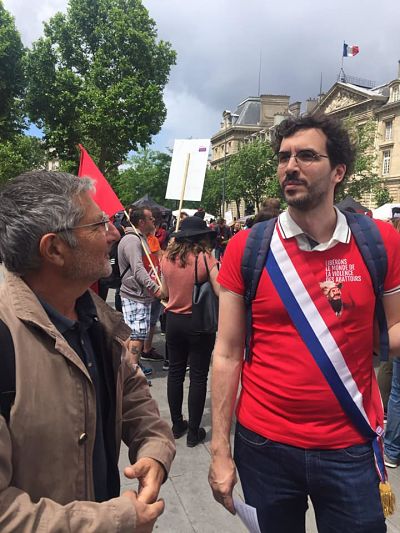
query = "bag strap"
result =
(242, 218, 277, 362)
(194, 253, 211, 283)
(194, 254, 199, 284)
(120, 264, 130, 281)
(342, 211, 389, 360)
(242, 213, 389, 363)
(202, 253, 211, 278)
(0, 319, 16, 424)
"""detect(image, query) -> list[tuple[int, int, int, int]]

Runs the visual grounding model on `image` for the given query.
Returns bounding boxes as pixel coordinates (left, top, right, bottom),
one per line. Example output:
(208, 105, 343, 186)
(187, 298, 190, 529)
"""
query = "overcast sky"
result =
(4, 0, 400, 152)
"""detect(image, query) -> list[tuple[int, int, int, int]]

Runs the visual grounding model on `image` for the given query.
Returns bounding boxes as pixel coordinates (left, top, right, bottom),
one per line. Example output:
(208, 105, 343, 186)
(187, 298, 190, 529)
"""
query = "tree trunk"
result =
(235, 199, 241, 217)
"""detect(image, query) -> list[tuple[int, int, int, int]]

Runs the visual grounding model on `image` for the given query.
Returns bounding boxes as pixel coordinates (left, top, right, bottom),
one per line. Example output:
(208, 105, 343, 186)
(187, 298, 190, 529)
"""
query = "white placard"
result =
(225, 210, 233, 225)
(165, 139, 210, 201)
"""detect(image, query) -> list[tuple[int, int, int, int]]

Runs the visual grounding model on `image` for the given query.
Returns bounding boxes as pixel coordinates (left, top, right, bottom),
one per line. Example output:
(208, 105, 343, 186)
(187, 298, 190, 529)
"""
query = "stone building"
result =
(210, 62, 400, 216)
(210, 94, 300, 170)
(312, 61, 400, 204)
(210, 94, 300, 216)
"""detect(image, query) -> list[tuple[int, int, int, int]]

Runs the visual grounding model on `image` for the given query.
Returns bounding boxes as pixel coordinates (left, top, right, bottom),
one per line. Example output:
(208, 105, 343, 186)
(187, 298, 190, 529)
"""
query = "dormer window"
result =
(391, 85, 399, 102)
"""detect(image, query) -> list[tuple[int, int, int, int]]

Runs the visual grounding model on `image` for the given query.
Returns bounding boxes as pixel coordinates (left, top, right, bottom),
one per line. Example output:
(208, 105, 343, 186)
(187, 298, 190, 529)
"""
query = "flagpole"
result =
(341, 40, 345, 69)
(175, 153, 191, 232)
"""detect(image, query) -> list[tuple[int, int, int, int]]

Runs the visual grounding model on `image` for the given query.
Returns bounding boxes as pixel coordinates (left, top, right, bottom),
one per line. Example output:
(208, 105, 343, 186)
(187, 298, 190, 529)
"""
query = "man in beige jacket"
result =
(0, 171, 175, 532)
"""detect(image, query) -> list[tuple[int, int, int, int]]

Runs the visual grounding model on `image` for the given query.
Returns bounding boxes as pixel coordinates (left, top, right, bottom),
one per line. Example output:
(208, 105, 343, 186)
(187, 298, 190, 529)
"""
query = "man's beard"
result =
(65, 245, 112, 282)
(281, 174, 328, 210)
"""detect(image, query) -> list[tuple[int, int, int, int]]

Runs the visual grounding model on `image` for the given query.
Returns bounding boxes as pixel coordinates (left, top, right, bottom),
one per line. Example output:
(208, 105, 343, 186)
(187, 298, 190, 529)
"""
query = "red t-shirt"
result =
(218, 219, 400, 449)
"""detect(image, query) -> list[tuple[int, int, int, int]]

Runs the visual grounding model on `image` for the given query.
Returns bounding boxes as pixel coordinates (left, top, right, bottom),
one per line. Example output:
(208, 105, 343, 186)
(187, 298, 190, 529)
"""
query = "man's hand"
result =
(121, 490, 164, 533)
(124, 457, 165, 504)
(208, 454, 237, 514)
(154, 287, 166, 300)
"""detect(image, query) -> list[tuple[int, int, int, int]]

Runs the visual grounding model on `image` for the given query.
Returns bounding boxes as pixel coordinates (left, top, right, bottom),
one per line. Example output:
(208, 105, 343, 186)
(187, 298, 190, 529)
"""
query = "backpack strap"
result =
(242, 218, 277, 362)
(0, 320, 16, 424)
(343, 211, 389, 360)
(241, 212, 389, 363)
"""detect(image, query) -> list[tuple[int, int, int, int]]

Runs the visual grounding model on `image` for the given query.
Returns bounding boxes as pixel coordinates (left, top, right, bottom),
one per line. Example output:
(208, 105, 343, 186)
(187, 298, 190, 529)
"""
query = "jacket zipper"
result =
(82, 378, 89, 499)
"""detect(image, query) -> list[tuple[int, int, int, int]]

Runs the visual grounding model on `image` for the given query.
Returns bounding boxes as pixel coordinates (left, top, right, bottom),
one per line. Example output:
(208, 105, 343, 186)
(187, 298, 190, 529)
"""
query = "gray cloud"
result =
(4, 0, 400, 151)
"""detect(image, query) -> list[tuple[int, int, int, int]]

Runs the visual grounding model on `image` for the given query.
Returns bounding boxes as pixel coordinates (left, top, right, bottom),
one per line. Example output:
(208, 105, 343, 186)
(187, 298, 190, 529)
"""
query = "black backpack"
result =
(99, 235, 130, 289)
(241, 212, 389, 363)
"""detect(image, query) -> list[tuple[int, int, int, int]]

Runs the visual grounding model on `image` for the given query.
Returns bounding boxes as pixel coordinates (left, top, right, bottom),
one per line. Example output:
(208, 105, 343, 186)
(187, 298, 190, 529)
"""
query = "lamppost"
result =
(221, 110, 238, 217)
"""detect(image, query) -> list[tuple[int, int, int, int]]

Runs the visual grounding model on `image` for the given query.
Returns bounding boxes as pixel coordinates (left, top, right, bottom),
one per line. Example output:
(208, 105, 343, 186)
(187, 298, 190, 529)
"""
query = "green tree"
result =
(201, 168, 223, 217)
(25, 0, 176, 173)
(0, 1, 25, 139)
(226, 140, 276, 211)
(114, 149, 172, 207)
(374, 186, 393, 207)
(0, 135, 47, 184)
(340, 117, 380, 201)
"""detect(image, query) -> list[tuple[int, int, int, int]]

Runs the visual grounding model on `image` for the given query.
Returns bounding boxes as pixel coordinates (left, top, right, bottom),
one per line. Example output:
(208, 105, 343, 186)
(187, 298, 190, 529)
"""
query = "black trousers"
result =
(166, 312, 215, 430)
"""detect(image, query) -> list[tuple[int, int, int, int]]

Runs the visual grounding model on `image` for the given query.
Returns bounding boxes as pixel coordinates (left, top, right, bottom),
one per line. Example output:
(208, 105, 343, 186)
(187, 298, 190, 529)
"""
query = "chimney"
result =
(306, 98, 318, 114)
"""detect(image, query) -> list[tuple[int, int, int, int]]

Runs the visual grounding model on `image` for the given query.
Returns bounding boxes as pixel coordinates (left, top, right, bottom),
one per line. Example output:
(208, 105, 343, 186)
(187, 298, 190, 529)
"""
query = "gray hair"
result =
(0, 171, 94, 275)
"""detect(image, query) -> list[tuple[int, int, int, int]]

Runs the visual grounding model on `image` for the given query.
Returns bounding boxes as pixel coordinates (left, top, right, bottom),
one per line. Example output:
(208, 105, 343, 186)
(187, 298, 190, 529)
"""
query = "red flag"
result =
(78, 144, 124, 217)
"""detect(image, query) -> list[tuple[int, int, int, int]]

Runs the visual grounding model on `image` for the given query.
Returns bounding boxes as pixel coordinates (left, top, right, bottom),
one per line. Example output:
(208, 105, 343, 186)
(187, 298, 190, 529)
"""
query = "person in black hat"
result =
(161, 217, 220, 447)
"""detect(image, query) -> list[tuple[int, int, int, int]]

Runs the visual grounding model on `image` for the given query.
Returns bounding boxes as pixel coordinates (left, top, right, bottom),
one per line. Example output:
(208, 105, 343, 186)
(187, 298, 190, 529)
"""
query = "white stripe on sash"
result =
(270, 228, 371, 425)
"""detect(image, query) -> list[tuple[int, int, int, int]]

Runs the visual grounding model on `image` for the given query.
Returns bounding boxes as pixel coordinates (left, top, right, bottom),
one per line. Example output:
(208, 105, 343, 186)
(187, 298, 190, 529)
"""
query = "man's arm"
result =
(0, 417, 164, 532)
(124, 235, 160, 295)
(120, 356, 176, 492)
(383, 291, 400, 357)
(208, 286, 245, 514)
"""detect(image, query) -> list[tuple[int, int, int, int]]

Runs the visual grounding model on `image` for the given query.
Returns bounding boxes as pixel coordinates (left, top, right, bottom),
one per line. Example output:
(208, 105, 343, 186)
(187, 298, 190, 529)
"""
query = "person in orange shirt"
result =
(141, 231, 165, 364)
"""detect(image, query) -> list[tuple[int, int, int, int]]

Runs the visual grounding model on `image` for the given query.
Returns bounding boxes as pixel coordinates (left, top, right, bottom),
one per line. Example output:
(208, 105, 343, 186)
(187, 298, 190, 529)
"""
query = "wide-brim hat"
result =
(171, 216, 216, 240)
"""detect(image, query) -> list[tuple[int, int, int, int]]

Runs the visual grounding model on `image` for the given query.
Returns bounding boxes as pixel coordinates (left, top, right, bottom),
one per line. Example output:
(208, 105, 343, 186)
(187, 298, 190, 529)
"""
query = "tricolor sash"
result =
(266, 227, 394, 515)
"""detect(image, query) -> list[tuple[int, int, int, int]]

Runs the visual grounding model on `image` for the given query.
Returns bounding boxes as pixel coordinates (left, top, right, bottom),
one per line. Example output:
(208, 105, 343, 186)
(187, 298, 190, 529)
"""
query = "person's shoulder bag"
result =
(192, 253, 218, 334)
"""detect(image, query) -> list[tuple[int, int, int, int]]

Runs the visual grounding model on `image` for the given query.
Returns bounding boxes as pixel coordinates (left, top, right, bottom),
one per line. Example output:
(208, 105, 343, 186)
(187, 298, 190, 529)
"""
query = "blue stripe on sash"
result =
(266, 250, 376, 441)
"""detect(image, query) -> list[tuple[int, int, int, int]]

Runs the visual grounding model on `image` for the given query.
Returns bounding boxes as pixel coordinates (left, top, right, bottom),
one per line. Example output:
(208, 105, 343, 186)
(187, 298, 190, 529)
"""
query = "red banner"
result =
(78, 144, 123, 217)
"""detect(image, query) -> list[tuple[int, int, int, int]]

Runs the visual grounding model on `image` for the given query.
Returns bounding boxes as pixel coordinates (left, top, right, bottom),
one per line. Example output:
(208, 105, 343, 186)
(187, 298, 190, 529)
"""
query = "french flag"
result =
(343, 43, 359, 57)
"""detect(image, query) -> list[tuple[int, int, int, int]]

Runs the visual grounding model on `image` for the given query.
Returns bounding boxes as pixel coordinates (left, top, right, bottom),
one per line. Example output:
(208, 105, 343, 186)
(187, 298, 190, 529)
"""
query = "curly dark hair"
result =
(271, 113, 356, 181)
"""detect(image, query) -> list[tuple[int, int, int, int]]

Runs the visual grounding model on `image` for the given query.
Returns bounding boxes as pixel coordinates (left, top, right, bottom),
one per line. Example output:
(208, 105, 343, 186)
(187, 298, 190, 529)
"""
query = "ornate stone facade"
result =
(210, 62, 400, 215)
(313, 64, 400, 204)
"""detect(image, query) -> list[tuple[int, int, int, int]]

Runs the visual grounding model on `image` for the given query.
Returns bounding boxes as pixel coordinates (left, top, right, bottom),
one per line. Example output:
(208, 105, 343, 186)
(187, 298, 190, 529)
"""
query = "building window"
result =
(392, 85, 399, 102)
(385, 120, 393, 141)
(382, 150, 391, 175)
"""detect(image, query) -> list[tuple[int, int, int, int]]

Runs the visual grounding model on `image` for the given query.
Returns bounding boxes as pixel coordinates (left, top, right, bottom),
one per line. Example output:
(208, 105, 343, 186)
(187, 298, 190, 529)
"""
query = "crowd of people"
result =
(0, 112, 399, 532)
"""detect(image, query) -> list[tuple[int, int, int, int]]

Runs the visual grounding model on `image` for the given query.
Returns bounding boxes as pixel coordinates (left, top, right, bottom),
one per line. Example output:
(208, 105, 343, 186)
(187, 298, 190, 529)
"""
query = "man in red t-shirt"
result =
(208, 114, 400, 532)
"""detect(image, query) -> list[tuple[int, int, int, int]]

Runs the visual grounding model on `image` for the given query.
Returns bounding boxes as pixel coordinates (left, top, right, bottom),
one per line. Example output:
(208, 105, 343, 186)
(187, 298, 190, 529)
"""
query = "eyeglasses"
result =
(276, 150, 329, 167)
(57, 215, 111, 233)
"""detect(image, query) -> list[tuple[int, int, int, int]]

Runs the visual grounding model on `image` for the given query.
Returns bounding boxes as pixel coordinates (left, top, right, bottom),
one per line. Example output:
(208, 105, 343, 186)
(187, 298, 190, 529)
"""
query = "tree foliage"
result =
(226, 140, 276, 211)
(0, 1, 25, 139)
(0, 135, 47, 184)
(201, 168, 223, 216)
(340, 117, 390, 204)
(25, 0, 176, 173)
(113, 149, 172, 207)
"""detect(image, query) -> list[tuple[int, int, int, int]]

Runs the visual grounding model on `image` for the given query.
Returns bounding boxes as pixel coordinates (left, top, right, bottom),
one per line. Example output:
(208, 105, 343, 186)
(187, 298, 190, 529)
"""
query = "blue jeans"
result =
(385, 357, 400, 461)
(234, 422, 386, 533)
